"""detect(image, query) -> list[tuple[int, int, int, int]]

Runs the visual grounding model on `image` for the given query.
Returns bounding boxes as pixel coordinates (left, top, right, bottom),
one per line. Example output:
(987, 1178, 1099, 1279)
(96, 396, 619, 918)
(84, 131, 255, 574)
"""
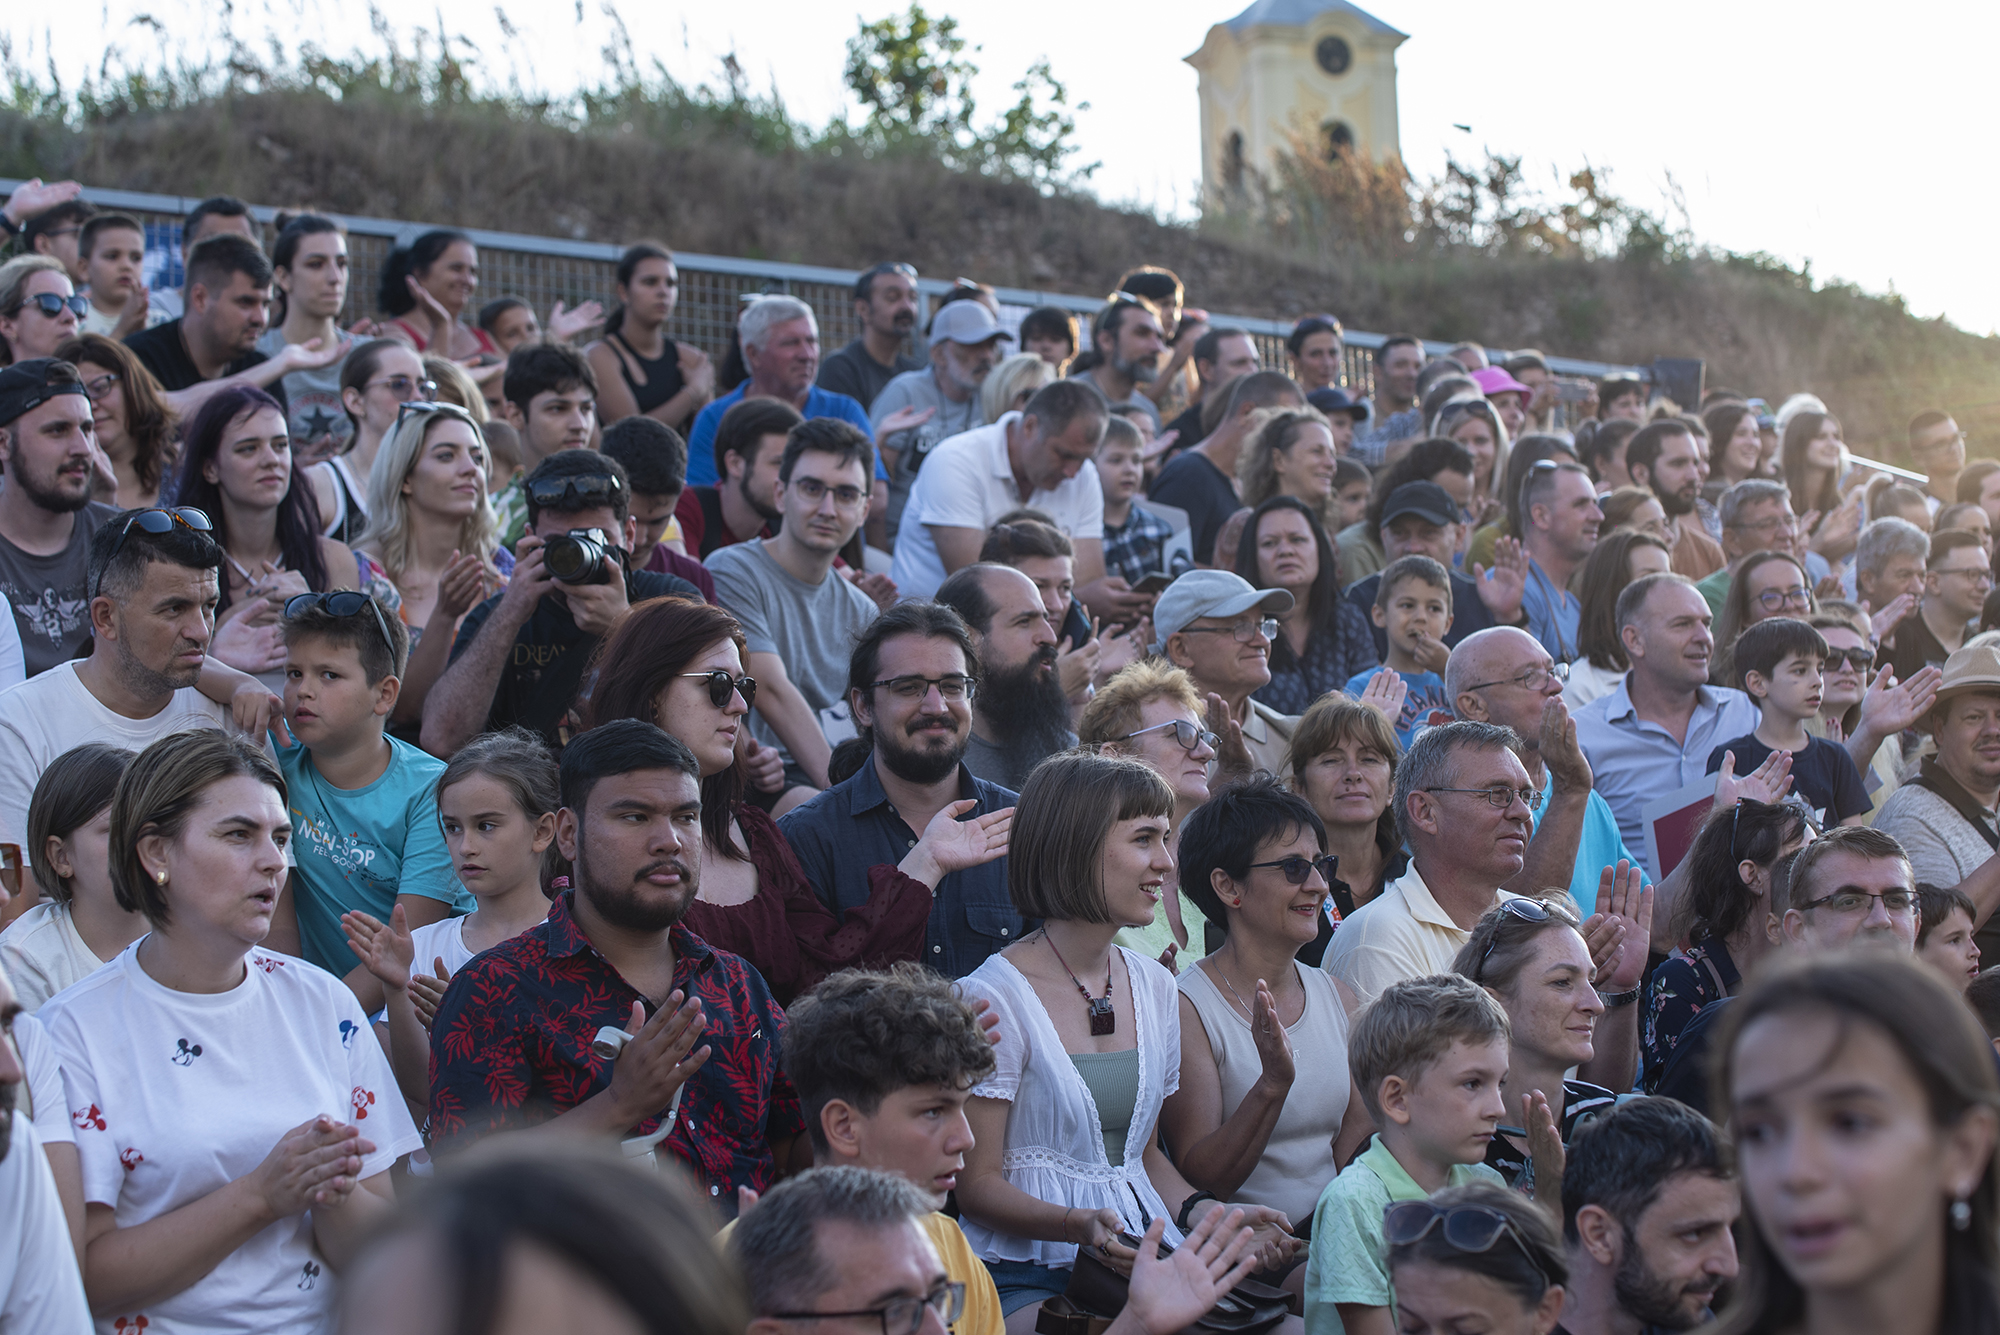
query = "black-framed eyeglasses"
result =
(770, 1281, 965, 1335)
(788, 475, 867, 509)
(394, 398, 472, 429)
(12, 292, 88, 319)
(1422, 785, 1545, 812)
(1753, 585, 1812, 612)
(1123, 718, 1218, 753)
(679, 670, 757, 711)
(1461, 661, 1569, 693)
(366, 374, 437, 401)
(527, 473, 625, 511)
(868, 674, 977, 702)
(1470, 898, 1574, 982)
(1822, 646, 1874, 673)
(1247, 854, 1340, 887)
(1180, 617, 1277, 645)
(82, 372, 121, 402)
(284, 591, 395, 655)
(99, 507, 215, 593)
(1936, 565, 1995, 586)
(1796, 888, 1917, 916)
(1384, 1201, 1544, 1275)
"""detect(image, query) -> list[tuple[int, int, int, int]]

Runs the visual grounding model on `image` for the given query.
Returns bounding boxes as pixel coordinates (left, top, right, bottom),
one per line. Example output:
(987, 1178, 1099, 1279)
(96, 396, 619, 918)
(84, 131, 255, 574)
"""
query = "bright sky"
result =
(11, 0, 1998, 333)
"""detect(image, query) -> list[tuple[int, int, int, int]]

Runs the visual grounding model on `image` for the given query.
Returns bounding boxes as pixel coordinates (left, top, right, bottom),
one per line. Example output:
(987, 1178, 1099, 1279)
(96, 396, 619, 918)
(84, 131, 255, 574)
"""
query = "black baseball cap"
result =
(1307, 386, 1370, 422)
(0, 359, 87, 428)
(1380, 481, 1462, 527)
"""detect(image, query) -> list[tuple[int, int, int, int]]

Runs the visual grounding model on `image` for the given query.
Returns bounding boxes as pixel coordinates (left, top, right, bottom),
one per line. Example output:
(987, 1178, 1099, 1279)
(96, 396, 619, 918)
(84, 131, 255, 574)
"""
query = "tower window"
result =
(1224, 130, 1246, 190)
(1322, 120, 1355, 159)
(1315, 36, 1352, 76)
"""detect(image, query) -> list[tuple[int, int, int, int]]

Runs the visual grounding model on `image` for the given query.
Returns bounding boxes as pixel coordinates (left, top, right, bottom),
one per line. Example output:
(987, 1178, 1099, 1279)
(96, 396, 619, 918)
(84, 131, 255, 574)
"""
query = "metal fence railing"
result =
(5, 177, 1644, 410)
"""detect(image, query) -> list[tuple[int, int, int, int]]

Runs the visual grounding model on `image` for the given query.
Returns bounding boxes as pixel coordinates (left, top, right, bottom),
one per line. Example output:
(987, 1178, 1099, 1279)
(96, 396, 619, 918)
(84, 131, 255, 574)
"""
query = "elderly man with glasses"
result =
(1696, 479, 1801, 617)
(1153, 569, 1301, 778)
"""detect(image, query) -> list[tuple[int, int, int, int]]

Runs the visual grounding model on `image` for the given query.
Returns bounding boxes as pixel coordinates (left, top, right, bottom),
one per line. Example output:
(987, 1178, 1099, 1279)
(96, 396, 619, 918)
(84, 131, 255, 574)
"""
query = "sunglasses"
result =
(394, 399, 472, 429)
(1472, 898, 1576, 982)
(1822, 646, 1874, 673)
(12, 292, 89, 320)
(527, 474, 625, 511)
(680, 670, 757, 710)
(99, 507, 214, 592)
(1384, 1201, 1542, 1270)
(1246, 854, 1340, 886)
(284, 591, 395, 654)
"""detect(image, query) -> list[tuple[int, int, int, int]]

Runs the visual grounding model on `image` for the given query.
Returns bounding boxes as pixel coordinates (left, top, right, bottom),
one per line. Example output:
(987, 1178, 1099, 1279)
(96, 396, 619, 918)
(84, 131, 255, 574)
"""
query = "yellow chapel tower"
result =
(1185, 0, 1407, 200)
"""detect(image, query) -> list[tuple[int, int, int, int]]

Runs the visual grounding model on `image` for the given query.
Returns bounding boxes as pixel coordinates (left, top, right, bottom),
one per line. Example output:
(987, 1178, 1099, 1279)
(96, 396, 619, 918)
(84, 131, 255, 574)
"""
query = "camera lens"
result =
(544, 532, 606, 584)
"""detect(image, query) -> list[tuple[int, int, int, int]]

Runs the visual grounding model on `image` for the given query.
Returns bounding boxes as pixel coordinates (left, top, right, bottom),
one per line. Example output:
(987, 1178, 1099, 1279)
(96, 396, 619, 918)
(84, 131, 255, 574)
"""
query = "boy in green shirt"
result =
(1305, 973, 1515, 1335)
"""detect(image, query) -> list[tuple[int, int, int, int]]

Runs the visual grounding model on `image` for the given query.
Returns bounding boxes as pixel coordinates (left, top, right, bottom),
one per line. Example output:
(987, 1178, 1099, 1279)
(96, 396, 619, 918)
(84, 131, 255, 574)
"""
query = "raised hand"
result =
(876, 404, 937, 438)
(342, 903, 416, 992)
(1855, 662, 1942, 738)
(545, 299, 604, 343)
(279, 336, 348, 373)
(1715, 747, 1794, 809)
(1587, 859, 1652, 992)
(1205, 691, 1253, 778)
(436, 549, 497, 622)
(1248, 979, 1296, 1092)
(1356, 667, 1410, 723)
(1472, 535, 1529, 623)
(1864, 591, 1917, 642)
(404, 275, 455, 348)
(1522, 1090, 1565, 1217)
(1114, 1211, 1257, 1335)
(901, 799, 1013, 888)
(1, 177, 83, 227)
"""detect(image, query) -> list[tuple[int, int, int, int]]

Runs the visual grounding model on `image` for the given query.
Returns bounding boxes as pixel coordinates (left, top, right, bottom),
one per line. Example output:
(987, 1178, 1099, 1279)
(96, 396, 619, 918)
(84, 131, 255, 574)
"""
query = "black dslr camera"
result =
(543, 528, 624, 585)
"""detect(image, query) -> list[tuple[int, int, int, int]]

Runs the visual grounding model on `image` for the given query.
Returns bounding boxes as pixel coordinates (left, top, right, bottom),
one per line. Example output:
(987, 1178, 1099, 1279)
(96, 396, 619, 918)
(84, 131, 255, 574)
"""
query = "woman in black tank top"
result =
(586, 241, 713, 431)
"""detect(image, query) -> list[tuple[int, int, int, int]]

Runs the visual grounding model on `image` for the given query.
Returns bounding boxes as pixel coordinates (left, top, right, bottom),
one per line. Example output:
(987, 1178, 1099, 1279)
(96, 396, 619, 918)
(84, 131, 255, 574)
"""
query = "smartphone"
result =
(1133, 573, 1174, 595)
(1556, 380, 1593, 403)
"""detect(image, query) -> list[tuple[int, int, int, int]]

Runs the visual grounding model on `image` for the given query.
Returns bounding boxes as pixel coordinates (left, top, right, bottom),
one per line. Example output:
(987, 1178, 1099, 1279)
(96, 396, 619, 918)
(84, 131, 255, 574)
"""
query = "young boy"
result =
(1705, 617, 1870, 827)
(494, 343, 599, 544)
(1097, 413, 1179, 588)
(1916, 882, 1981, 994)
(1332, 456, 1371, 532)
(273, 594, 469, 1006)
(1306, 974, 1513, 1335)
(1345, 554, 1453, 746)
(723, 965, 1004, 1335)
(76, 212, 151, 338)
(599, 415, 689, 563)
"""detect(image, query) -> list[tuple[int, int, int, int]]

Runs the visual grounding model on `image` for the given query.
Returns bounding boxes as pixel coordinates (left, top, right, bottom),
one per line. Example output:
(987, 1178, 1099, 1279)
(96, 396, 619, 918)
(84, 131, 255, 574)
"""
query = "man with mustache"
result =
(873, 302, 1012, 543)
(426, 721, 807, 1216)
(1626, 421, 1725, 582)
(937, 562, 1076, 793)
(1558, 1097, 1740, 1335)
(0, 967, 93, 1327)
(818, 261, 926, 411)
(780, 601, 1024, 977)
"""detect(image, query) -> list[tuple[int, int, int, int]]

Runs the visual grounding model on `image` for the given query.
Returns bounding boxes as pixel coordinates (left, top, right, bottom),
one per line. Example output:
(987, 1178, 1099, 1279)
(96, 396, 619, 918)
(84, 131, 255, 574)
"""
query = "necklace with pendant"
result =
(1042, 932, 1115, 1036)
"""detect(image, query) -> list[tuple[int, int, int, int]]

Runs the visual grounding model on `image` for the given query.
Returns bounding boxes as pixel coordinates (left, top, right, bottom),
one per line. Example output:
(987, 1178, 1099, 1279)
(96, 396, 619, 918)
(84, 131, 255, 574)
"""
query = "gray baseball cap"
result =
(1151, 569, 1294, 653)
(928, 301, 1014, 348)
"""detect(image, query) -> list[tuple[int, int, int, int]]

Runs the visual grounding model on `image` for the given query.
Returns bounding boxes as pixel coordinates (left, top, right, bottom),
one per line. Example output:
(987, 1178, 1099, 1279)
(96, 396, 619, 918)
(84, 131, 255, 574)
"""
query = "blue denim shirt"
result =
(777, 755, 1034, 978)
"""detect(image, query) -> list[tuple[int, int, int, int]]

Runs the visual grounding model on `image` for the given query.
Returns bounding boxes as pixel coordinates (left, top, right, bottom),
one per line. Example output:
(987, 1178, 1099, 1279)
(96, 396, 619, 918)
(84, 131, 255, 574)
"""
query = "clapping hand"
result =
(899, 799, 1013, 889)
(410, 957, 452, 1030)
(1582, 860, 1652, 992)
(436, 550, 499, 622)
(342, 903, 415, 993)
(1355, 667, 1409, 722)
(1522, 1091, 1565, 1218)
(545, 299, 604, 343)
(1112, 1211, 1258, 1335)
(1714, 748, 1794, 809)
(1205, 692, 1253, 778)
(877, 404, 937, 438)
(1538, 694, 1592, 792)
(1855, 663, 1942, 738)
(1472, 536, 1529, 623)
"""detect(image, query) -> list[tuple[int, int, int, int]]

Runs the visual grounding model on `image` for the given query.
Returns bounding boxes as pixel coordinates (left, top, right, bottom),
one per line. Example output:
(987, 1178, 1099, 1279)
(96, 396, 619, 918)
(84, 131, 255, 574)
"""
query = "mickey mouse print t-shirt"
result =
(41, 943, 421, 1334)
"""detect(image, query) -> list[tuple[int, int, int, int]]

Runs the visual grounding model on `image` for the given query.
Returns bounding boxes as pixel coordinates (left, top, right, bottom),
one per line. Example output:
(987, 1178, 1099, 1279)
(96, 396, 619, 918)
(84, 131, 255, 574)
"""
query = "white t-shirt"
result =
(0, 900, 108, 1013)
(16, 1009, 78, 1149)
(0, 592, 23, 694)
(889, 413, 1105, 599)
(0, 1119, 92, 1333)
(0, 661, 229, 848)
(42, 944, 422, 1335)
(407, 915, 476, 978)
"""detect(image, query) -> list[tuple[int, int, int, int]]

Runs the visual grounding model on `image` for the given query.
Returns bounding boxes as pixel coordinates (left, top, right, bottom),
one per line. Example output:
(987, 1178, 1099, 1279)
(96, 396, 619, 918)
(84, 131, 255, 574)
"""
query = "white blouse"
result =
(957, 946, 1185, 1269)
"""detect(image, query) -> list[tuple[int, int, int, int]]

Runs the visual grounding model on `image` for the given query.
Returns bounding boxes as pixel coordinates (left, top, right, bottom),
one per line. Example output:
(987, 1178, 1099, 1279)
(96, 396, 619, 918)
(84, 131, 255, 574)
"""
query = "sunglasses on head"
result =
(394, 398, 472, 429)
(284, 591, 395, 654)
(527, 474, 624, 511)
(13, 292, 89, 320)
(679, 670, 757, 711)
(99, 507, 214, 593)
(1384, 1201, 1543, 1274)
(1471, 898, 1576, 982)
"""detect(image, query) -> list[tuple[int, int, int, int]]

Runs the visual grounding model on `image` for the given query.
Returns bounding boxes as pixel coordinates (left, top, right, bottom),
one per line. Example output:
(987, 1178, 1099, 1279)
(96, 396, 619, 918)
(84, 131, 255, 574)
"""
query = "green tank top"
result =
(1069, 1048, 1142, 1167)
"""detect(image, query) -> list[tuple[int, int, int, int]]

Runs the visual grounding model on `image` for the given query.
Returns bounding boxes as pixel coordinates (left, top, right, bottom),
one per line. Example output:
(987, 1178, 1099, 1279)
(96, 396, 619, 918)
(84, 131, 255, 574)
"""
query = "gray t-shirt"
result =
(257, 327, 358, 456)
(870, 368, 985, 544)
(963, 728, 1078, 794)
(0, 504, 120, 678)
(704, 540, 881, 766)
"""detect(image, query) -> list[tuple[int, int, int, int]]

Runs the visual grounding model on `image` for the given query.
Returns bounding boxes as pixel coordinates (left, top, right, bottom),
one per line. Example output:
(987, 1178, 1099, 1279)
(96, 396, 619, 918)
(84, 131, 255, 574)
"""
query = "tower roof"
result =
(1219, 0, 1407, 40)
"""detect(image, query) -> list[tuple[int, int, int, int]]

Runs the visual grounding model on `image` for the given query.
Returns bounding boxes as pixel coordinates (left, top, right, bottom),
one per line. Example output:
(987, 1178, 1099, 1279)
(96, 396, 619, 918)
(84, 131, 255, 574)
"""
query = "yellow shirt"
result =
(719, 1210, 1002, 1335)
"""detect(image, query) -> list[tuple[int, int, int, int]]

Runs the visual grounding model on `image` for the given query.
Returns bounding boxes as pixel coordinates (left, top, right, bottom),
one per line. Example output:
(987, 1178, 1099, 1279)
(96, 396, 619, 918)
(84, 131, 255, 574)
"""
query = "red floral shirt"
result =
(427, 890, 802, 1207)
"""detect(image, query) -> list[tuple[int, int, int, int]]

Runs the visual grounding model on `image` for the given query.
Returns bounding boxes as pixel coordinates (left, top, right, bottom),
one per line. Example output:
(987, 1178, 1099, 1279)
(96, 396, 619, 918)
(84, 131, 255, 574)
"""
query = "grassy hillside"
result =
(5, 83, 1996, 459)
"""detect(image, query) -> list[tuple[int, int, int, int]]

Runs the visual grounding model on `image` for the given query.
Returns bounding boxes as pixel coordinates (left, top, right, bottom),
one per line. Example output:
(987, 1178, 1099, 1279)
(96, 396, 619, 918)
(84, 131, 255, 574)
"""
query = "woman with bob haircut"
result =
(581, 596, 973, 1004)
(1643, 797, 1812, 1090)
(354, 400, 509, 727)
(1285, 694, 1405, 920)
(1385, 1181, 1569, 1335)
(1162, 776, 1370, 1291)
(1285, 315, 1343, 396)
(956, 751, 1296, 1323)
(338, 1140, 746, 1335)
(1708, 951, 2000, 1335)
(55, 332, 177, 509)
(39, 730, 419, 1331)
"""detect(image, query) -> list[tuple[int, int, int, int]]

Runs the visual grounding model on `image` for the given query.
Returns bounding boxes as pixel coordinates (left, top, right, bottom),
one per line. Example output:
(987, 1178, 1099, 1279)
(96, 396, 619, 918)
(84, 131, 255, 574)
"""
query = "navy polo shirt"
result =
(778, 755, 1033, 978)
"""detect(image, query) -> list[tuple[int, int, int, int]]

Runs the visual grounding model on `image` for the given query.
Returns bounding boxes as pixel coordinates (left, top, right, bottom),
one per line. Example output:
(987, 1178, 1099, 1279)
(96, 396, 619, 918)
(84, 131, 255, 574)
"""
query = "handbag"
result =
(1038, 1231, 1291, 1335)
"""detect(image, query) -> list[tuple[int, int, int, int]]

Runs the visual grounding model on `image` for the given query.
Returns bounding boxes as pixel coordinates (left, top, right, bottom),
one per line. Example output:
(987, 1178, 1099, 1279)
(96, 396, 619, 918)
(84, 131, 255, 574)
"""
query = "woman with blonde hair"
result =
(981, 350, 1057, 425)
(356, 401, 508, 727)
(1433, 396, 1511, 527)
(422, 356, 487, 422)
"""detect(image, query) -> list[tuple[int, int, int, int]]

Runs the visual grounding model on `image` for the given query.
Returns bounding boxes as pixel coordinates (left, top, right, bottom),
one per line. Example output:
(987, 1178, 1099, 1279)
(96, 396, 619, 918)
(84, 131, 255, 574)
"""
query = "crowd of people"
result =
(4, 173, 2000, 1335)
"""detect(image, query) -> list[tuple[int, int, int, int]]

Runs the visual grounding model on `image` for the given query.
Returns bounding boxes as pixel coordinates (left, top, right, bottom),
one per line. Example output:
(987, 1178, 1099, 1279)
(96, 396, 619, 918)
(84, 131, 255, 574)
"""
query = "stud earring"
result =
(1953, 1197, 1973, 1232)
(156, 871, 167, 885)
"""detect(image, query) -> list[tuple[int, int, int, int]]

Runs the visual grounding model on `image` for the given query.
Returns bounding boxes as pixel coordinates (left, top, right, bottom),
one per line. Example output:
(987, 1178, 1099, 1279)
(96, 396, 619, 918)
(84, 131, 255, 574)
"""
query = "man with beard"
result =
(427, 721, 806, 1214)
(0, 359, 122, 676)
(675, 397, 799, 560)
(818, 261, 925, 410)
(1626, 421, 1725, 581)
(872, 301, 1012, 542)
(936, 563, 1075, 792)
(0, 968, 93, 1328)
(1070, 294, 1168, 430)
(780, 602, 1027, 977)
(1557, 1097, 1740, 1335)
(707, 418, 883, 793)
(0, 504, 248, 848)
(1518, 461, 1602, 665)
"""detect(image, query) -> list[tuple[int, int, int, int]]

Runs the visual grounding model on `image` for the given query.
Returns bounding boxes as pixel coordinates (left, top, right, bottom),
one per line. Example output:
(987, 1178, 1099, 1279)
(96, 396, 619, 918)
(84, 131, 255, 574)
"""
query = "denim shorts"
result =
(984, 1259, 1071, 1316)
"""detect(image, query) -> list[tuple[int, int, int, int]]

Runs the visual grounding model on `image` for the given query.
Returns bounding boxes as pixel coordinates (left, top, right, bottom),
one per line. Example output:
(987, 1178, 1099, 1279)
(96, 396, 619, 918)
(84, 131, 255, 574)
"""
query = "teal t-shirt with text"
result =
(277, 733, 468, 973)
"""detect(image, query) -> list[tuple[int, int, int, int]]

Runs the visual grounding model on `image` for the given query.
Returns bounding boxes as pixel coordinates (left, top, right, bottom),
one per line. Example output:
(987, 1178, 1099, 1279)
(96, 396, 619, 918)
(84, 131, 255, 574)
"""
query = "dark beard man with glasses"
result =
(780, 601, 1028, 978)
(936, 562, 1078, 793)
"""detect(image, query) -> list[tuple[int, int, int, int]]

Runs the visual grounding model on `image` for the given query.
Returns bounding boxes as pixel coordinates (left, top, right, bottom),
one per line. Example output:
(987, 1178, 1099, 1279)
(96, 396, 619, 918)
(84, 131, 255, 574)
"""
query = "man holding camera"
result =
(421, 449, 701, 755)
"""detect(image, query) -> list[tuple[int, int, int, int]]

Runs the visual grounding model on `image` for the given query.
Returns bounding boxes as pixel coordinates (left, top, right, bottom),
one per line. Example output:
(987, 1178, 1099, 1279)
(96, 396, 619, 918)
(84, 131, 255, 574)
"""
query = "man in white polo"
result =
(1322, 720, 1529, 1002)
(890, 379, 1107, 602)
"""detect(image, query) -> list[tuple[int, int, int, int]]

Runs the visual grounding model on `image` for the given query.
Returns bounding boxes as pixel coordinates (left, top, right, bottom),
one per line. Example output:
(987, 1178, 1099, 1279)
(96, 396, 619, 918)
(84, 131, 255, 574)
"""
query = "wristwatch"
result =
(1600, 987, 1641, 1008)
